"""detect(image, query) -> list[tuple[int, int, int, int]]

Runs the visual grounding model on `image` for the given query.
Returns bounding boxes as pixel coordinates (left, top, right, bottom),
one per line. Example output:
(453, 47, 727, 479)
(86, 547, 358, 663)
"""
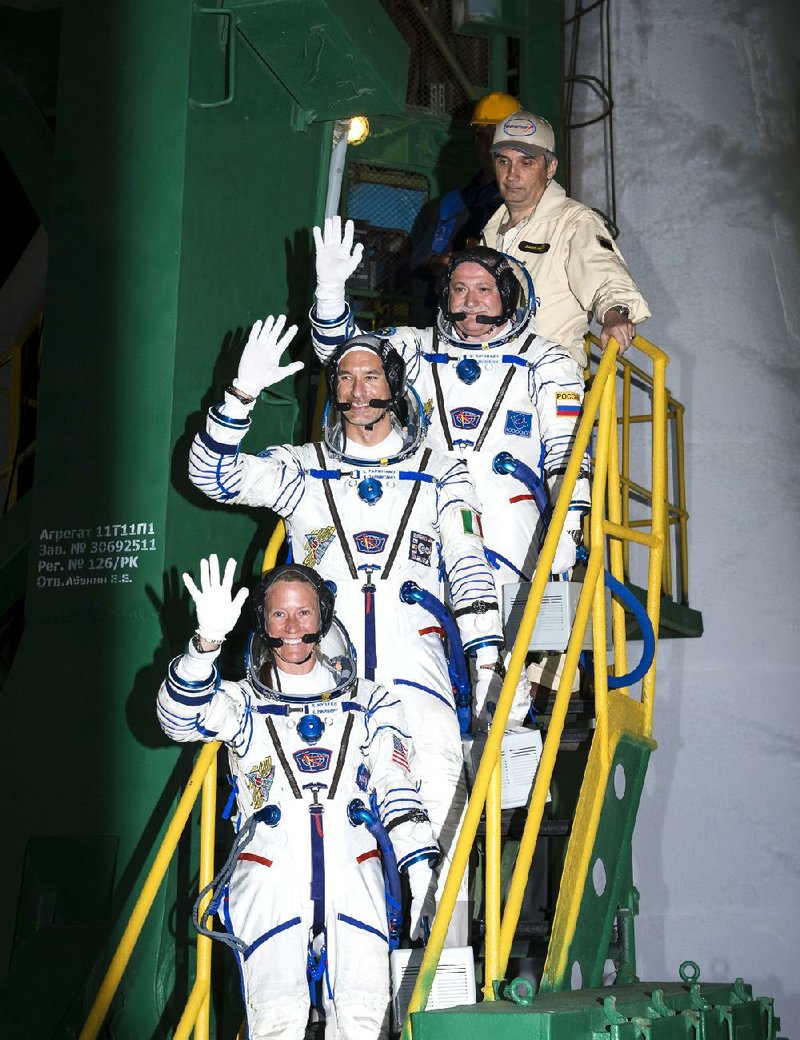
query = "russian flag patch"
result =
(556, 391, 581, 417)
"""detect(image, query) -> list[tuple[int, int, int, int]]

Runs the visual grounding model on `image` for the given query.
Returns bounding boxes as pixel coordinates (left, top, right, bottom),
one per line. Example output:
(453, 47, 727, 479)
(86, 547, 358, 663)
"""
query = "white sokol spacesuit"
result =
(158, 561, 438, 1040)
(189, 322, 503, 942)
(311, 239, 590, 722)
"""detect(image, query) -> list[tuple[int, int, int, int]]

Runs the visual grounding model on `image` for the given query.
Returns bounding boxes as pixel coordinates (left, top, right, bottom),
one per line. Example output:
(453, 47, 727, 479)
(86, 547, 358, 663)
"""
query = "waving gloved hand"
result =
(407, 860, 437, 942)
(313, 216, 364, 318)
(182, 554, 249, 644)
(232, 314, 302, 400)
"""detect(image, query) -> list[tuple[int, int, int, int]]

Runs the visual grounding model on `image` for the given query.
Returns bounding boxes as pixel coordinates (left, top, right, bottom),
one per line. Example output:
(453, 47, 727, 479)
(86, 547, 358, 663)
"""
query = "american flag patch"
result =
(392, 735, 410, 772)
(556, 391, 581, 417)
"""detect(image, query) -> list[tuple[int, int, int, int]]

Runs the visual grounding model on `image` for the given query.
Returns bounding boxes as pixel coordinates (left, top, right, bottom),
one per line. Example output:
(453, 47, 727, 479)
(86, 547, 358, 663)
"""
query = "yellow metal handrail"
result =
(79, 527, 287, 1040)
(401, 335, 669, 1036)
(587, 332, 688, 603)
(78, 743, 219, 1040)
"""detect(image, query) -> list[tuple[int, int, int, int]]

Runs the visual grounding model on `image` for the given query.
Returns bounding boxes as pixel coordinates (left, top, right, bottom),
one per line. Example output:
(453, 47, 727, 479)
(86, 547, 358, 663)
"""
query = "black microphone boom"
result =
(265, 631, 322, 648)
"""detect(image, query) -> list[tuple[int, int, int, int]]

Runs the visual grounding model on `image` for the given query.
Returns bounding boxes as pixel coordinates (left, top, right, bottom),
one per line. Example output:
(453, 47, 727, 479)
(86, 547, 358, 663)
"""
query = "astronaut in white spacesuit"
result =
(310, 219, 591, 724)
(158, 556, 439, 1040)
(188, 316, 503, 942)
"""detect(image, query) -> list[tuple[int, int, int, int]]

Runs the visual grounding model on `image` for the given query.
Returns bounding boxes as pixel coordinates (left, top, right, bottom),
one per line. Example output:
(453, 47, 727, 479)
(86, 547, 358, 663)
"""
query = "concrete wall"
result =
(568, 0, 800, 1030)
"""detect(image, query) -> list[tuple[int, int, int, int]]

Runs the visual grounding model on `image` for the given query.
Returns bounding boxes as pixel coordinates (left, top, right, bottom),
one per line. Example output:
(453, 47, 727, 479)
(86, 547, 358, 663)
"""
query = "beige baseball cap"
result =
(491, 111, 556, 158)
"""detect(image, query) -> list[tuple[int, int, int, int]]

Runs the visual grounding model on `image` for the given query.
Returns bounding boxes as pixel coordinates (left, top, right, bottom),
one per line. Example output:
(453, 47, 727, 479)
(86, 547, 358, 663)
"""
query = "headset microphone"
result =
(265, 631, 322, 648)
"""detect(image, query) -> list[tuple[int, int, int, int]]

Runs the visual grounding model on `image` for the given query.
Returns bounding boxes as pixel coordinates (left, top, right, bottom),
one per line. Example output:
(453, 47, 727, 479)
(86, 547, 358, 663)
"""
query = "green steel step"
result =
(411, 978, 782, 1040)
(624, 583, 704, 639)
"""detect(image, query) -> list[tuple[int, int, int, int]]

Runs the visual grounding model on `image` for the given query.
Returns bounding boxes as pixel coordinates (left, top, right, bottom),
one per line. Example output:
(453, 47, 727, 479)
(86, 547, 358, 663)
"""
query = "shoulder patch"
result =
(596, 236, 614, 251)
(356, 763, 371, 792)
(519, 241, 550, 254)
(556, 391, 581, 417)
(245, 755, 275, 810)
(505, 410, 533, 437)
(460, 509, 483, 537)
(303, 526, 337, 567)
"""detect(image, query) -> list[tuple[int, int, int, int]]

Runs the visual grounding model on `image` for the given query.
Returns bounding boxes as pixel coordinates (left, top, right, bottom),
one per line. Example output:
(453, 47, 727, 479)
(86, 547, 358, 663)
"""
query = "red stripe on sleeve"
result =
(238, 853, 273, 867)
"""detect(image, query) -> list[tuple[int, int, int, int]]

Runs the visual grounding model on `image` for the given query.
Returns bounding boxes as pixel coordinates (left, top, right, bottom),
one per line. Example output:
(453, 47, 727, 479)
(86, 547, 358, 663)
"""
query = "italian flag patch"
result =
(556, 391, 581, 417)
(461, 509, 483, 536)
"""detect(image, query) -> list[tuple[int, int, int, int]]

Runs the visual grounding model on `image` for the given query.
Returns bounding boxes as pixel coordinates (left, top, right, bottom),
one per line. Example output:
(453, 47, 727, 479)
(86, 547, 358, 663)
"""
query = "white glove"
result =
(182, 554, 249, 643)
(232, 314, 302, 399)
(473, 646, 504, 721)
(549, 528, 578, 576)
(407, 860, 437, 942)
(313, 216, 364, 317)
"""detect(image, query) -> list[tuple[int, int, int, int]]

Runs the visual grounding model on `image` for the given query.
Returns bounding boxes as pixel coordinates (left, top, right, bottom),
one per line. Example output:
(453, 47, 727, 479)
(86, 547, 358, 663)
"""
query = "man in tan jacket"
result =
(481, 110, 650, 367)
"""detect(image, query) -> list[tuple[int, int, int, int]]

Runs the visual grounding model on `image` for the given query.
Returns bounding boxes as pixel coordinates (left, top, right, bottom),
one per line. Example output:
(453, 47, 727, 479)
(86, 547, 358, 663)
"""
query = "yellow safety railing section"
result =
(586, 332, 688, 605)
(78, 523, 287, 1040)
(401, 334, 668, 1038)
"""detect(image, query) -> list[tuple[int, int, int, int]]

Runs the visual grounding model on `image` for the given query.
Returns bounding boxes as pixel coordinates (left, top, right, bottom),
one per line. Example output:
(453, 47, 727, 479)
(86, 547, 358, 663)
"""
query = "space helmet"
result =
(322, 334, 427, 464)
(436, 246, 537, 350)
(246, 564, 357, 704)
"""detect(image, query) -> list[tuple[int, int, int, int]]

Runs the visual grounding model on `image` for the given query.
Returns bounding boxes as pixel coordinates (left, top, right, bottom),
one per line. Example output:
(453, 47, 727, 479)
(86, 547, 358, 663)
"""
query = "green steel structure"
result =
(0, 2, 407, 1035)
(0, 1, 772, 1039)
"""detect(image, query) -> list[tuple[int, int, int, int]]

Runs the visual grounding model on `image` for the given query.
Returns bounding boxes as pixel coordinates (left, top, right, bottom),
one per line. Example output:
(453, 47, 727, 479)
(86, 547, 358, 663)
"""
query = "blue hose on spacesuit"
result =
(492, 452, 656, 688)
(492, 450, 552, 529)
(399, 580, 472, 735)
(347, 797, 403, 951)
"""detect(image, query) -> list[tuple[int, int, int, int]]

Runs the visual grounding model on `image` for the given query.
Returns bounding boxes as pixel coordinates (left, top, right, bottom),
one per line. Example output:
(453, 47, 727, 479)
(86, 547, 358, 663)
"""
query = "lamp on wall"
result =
(347, 116, 370, 145)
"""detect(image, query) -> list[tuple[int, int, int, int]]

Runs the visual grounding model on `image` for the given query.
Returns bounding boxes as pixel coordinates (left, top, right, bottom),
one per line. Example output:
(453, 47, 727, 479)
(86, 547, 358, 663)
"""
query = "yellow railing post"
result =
(621, 362, 632, 580)
(674, 401, 689, 602)
(642, 350, 668, 736)
(174, 751, 218, 1040)
(79, 743, 220, 1040)
(605, 386, 630, 686)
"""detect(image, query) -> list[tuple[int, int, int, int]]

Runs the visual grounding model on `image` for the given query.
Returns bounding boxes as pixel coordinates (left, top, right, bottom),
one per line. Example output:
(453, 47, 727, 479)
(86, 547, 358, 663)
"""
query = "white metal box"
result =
(464, 727, 547, 810)
(502, 580, 611, 652)
(391, 946, 476, 1029)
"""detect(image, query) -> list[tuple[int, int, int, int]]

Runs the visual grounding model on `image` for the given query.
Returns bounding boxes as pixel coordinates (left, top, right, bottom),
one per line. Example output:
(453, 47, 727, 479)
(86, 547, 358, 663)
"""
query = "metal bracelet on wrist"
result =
(192, 634, 222, 653)
(224, 383, 256, 404)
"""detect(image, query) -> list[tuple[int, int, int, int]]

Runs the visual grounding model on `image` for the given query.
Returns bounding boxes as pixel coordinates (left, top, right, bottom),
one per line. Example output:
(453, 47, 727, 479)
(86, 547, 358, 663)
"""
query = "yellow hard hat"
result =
(470, 91, 522, 125)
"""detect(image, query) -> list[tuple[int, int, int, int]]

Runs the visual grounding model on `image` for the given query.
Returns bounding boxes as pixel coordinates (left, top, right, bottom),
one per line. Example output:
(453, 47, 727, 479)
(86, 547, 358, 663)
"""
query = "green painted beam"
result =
(625, 583, 705, 639)
(541, 735, 651, 992)
(0, 2, 408, 1036)
(411, 979, 780, 1040)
